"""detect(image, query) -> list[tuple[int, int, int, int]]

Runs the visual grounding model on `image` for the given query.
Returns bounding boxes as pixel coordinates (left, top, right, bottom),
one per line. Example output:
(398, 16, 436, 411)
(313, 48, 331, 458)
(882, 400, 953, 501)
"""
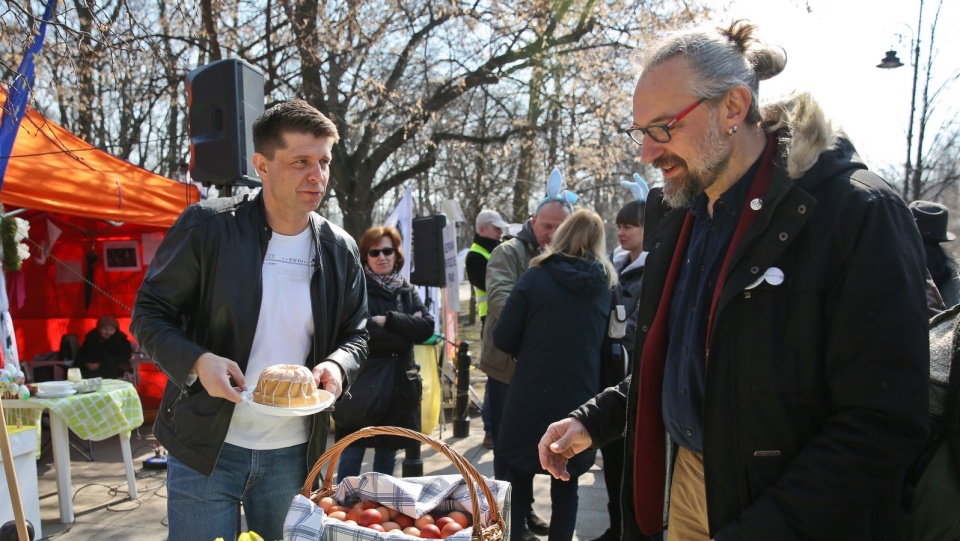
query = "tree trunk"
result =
(74, 0, 97, 143)
(513, 66, 545, 222)
(200, 0, 222, 61)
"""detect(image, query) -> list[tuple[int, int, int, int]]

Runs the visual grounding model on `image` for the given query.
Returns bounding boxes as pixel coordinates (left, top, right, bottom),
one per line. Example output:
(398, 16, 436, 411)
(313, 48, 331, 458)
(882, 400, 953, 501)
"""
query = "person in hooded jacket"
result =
(493, 209, 616, 541)
(611, 199, 647, 359)
(334, 226, 434, 479)
(77, 315, 133, 379)
(593, 199, 655, 541)
(481, 196, 571, 537)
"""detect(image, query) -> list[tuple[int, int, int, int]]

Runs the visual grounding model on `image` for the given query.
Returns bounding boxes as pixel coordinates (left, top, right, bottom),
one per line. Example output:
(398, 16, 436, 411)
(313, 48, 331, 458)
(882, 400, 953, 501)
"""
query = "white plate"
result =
(37, 381, 74, 389)
(35, 388, 77, 399)
(239, 389, 335, 417)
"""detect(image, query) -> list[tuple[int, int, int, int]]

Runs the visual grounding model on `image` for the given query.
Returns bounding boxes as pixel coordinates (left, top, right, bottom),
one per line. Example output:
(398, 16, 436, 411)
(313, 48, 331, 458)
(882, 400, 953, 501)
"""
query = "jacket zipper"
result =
(308, 223, 325, 466)
(167, 385, 190, 414)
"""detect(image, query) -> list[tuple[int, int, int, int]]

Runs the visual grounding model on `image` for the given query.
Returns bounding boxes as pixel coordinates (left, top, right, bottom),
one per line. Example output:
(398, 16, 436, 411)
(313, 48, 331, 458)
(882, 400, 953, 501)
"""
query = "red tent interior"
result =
(9, 213, 169, 360)
(1, 88, 201, 412)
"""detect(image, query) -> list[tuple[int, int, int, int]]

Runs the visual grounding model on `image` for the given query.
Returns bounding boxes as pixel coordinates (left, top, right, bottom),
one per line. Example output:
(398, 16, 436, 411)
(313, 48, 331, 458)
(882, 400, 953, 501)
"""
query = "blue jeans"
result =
(336, 445, 398, 480)
(167, 442, 307, 541)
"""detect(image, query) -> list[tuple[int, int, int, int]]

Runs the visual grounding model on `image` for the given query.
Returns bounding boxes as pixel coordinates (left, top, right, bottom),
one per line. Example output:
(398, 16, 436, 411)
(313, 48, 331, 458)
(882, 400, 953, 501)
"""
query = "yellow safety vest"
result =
(469, 243, 492, 317)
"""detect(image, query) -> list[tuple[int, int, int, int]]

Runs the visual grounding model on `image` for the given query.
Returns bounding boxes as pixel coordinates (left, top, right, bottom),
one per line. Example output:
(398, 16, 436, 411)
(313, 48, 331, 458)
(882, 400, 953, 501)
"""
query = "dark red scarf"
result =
(632, 134, 777, 535)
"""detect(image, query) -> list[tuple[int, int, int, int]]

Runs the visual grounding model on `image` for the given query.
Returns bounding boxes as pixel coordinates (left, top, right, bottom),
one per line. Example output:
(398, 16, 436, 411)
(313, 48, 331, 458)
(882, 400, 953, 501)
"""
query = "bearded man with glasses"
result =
(540, 20, 929, 541)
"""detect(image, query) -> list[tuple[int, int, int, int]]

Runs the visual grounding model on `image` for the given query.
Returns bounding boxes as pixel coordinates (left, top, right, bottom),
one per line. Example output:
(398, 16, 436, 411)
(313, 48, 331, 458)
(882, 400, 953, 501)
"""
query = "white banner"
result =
(384, 186, 413, 281)
(36, 218, 62, 265)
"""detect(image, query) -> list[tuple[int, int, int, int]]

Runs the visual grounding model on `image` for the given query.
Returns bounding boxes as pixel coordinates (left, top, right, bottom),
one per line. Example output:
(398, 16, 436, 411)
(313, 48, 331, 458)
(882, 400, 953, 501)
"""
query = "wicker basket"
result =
(300, 426, 506, 541)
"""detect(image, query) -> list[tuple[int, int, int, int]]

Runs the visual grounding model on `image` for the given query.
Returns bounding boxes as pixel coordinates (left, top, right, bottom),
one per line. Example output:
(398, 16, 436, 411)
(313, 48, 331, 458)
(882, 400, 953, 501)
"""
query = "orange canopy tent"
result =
(0, 88, 201, 360)
(0, 88, 199, 228)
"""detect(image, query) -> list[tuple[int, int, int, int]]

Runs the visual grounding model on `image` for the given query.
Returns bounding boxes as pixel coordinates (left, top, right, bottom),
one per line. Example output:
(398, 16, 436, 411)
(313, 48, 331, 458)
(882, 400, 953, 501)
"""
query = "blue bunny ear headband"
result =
(536, 167, 579, 213)
(620, 173, 650, 202)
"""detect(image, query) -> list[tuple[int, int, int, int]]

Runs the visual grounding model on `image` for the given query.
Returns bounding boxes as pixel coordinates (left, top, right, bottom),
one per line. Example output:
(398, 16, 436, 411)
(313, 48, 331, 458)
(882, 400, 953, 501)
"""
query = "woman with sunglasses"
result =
(333, 226, 434, 479)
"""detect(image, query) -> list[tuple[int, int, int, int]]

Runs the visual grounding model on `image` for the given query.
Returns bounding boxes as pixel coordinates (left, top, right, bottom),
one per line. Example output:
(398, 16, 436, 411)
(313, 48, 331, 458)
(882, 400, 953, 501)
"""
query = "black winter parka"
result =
(574, 122, 930, 540)
(495, 254, 611, 477)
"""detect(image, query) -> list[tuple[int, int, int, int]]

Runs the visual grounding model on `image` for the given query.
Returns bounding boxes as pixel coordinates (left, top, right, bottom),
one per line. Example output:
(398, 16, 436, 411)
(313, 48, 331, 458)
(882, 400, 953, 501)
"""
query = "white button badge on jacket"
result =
(745, 267, 785, 290)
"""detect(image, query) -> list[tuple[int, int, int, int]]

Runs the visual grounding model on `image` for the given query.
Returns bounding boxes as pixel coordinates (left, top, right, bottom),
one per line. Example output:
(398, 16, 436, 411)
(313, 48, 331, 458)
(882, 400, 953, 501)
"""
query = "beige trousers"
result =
(666, 447, 710, 541)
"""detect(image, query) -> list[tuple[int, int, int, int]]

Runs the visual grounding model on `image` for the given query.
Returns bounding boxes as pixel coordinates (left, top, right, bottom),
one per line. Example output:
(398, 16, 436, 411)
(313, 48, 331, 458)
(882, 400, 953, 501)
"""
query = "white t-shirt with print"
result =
(225, 228, 315, 450)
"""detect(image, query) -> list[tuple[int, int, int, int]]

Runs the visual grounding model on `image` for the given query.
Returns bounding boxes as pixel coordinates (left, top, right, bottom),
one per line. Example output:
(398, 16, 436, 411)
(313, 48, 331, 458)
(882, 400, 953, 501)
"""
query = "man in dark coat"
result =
(466, 208, 509, 331)
(539, 21, 929, 541)
(910, 200, 960, 308)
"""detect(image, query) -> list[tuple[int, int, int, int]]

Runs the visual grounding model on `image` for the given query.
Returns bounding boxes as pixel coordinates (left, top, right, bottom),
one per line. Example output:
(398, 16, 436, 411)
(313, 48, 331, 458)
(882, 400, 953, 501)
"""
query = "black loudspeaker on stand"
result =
(410, 215, 447, 287)
(185, 58, 265, 188)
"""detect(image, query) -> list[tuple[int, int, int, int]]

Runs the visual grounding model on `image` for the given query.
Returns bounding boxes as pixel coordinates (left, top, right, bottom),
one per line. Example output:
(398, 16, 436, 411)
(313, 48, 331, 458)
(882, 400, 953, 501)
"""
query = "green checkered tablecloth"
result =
(42, 379, 144, 440)
(4, 379, 144, 443)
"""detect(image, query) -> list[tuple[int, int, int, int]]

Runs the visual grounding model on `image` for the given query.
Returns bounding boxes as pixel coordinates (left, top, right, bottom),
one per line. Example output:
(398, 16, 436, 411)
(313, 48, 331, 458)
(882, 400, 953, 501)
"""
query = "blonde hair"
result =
(531, 208, 617, 290)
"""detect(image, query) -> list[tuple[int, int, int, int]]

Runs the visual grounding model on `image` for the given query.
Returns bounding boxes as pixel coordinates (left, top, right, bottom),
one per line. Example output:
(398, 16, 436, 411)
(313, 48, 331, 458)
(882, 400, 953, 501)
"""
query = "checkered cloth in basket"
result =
(283, 426, 509, 541)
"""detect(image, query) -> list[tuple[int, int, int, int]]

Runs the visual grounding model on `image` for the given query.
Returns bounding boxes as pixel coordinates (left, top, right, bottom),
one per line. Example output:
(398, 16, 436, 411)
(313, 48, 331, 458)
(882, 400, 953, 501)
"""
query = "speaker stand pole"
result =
(453, 341, 471, 438)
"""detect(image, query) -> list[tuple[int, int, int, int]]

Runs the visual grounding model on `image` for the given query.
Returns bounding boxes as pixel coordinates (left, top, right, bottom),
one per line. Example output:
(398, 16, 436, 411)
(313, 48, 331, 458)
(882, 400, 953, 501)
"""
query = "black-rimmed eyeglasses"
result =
(368, 247, 396, 258)
(625, 98, 707, 146)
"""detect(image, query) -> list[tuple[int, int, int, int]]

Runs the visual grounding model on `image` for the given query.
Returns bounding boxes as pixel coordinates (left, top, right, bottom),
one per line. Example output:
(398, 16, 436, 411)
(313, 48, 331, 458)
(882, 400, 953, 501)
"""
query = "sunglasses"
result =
(368, 247, 396, 258)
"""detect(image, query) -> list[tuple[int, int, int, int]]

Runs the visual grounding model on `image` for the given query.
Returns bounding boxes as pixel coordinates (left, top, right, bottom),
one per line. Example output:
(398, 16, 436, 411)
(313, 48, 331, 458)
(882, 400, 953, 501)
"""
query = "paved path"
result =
(31, 410, 611, 540)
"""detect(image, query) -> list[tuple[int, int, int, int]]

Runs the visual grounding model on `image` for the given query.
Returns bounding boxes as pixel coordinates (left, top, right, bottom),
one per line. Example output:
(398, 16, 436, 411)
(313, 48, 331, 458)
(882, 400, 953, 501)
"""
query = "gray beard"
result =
(662, 174, 703, 209)
(660, 111, 731, 209)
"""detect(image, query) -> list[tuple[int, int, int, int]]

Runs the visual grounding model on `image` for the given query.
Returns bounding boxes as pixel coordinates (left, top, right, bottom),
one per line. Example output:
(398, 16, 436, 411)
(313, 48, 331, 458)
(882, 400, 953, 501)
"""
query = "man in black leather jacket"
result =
(132, 100, 368, 541)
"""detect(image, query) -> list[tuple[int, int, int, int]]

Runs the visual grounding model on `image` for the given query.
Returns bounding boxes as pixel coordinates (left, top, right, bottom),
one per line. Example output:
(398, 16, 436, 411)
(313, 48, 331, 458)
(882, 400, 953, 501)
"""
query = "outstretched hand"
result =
(194, 352, 245, 403)
(538, 417, 593, 481)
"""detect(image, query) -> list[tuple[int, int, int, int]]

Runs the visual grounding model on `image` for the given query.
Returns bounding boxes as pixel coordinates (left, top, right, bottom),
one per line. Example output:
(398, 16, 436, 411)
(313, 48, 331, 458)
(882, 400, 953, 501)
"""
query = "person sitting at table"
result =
(76, 315, 133, 379)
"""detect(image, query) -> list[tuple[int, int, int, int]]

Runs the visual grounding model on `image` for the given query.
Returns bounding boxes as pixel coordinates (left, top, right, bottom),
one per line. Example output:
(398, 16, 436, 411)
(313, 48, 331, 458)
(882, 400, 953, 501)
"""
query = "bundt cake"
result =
(252, 364, 322, 407)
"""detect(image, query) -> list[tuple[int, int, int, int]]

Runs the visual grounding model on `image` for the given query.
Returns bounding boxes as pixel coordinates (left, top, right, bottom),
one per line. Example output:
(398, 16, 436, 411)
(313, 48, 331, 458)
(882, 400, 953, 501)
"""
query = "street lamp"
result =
(877, 50, 904, 69)
(877, 0, 924, 201)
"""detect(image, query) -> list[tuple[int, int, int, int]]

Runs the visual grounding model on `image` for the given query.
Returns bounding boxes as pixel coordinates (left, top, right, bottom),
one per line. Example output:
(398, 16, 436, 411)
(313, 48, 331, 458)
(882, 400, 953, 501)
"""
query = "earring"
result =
(727, 125, 738, 136)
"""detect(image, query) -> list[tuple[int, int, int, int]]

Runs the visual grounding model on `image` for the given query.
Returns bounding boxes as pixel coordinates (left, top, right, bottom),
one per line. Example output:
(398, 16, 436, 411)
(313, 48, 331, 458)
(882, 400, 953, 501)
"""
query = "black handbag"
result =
(331, 356, 395, 429)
